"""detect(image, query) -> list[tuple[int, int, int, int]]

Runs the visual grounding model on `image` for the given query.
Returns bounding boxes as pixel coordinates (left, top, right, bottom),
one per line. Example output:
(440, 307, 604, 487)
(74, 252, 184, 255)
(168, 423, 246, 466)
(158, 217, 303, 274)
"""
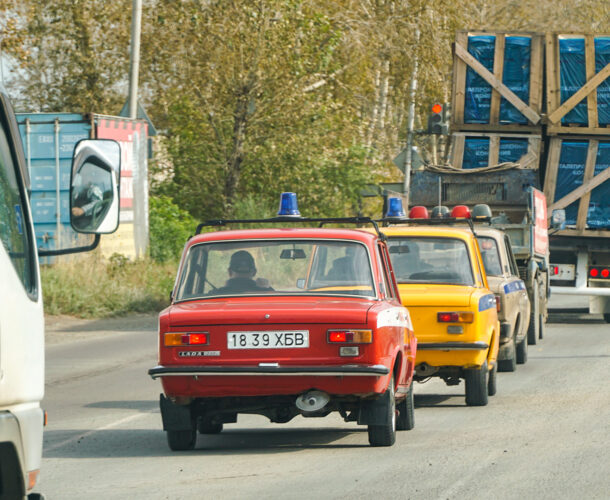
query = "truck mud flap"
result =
(159, 394, 193, 432)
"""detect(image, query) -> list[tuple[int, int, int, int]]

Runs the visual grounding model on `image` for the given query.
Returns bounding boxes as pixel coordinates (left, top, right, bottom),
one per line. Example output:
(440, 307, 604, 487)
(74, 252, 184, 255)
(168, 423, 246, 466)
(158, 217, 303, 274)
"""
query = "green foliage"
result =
(40, 255, 176, 318)
(149, 195, 196, 262)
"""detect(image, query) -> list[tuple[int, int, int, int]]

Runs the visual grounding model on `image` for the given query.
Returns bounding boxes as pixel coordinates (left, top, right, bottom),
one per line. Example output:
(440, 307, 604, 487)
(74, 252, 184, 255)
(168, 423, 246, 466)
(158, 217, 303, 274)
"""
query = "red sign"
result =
(533, 188, 548, 255)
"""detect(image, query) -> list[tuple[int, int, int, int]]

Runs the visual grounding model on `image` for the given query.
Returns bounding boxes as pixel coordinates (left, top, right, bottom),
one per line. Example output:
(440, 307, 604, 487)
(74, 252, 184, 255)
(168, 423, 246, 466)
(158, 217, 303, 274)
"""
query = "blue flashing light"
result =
(277, 192, 301, 217)
(386, 197, 406, 218)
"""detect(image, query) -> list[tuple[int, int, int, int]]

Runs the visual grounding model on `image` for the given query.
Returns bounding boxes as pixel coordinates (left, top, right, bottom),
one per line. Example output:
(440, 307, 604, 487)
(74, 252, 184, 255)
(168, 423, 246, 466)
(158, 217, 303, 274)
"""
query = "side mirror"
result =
(70, 139, 121, 234)
(550, 209, 566, 230)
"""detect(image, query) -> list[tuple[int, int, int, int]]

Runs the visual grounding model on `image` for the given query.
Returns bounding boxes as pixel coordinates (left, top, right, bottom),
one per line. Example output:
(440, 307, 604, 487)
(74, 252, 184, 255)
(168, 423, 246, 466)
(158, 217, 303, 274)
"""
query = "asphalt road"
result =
(34, 314, 609, 500)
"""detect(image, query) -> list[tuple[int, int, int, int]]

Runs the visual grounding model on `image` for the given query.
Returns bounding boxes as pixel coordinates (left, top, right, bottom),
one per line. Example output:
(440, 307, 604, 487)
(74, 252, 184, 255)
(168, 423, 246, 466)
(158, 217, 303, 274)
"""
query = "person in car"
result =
(212, 250, 274, 294)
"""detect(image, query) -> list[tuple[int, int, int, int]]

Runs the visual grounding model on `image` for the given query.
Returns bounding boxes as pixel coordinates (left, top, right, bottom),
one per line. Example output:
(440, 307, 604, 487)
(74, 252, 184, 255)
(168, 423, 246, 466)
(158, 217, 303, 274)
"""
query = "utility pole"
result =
(128, 0, 142, 119)
(402, 27, 420, 209)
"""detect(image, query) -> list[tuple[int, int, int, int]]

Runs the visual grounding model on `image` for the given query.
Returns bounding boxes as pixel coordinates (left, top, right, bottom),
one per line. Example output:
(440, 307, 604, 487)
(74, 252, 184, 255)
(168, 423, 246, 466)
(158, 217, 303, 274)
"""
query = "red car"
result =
(149, 216, 416, 449)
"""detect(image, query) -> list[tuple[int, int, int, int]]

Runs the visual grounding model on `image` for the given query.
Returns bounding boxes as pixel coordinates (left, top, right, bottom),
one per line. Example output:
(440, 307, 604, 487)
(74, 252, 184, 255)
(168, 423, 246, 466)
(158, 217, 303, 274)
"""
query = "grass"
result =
(40, 254, 179, 318)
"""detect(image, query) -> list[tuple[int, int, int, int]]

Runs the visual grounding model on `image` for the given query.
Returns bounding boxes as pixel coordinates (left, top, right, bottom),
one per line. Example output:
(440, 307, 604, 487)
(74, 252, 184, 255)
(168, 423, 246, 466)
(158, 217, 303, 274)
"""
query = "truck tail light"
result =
(495, 296, 501, 312)
(590, 267, 610, 279)
(164, 332, 209, 346)
(327, 329, 372, 343)
(437, 312, 474, 323)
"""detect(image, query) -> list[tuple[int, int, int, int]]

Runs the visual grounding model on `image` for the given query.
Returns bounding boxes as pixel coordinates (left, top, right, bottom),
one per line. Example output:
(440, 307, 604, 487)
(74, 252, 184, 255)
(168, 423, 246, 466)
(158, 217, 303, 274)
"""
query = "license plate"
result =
(227, 330, 309, 349)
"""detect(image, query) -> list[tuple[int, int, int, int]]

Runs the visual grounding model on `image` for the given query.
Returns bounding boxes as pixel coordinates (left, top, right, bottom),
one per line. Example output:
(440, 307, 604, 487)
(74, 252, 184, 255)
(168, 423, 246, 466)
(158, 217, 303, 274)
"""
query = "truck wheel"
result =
(497, 339, 517, 372)
(516, 336, 528, 364)
(167, 429, 197, 451)
(368, 377, 396, 446)
(465, 361, 488, 406)
(539, 313, 545, 340)
(604, 313, 610, 323)
(487, 362, 497, 397)
(396, 383, 415, 431)
(527, 281, 539, 345)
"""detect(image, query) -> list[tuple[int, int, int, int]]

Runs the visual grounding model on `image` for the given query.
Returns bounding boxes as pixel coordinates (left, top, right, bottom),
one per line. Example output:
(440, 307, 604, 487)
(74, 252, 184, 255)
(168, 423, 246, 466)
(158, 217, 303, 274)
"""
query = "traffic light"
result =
(427, 103, 450, 135)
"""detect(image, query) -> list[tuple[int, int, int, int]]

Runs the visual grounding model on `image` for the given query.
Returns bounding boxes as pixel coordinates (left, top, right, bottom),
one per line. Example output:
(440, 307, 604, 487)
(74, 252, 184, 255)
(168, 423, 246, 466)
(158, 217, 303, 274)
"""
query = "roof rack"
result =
(377, 216, 476, 234)
(195, 216, 384, 239)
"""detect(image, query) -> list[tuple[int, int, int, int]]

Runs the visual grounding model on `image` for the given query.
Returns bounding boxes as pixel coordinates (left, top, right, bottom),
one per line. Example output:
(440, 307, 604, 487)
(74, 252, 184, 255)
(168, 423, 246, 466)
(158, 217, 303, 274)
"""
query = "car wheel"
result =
(198, 418, 223, 434)
(516, 336, 528, 364)
(396, 383, 415, 431)
(465, 361, 488, 406)
(167, 429, 197, 451)
(527, 280, 539, 345)
(368, 377, 396, 446)
(604, 313, 610, 323)
(487, 362, 497, 397)
(497, 338, 517, 372)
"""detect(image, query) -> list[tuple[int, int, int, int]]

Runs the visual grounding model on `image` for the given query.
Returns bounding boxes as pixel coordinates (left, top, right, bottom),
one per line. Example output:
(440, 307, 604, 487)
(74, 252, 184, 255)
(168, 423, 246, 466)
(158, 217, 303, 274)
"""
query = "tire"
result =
(368, 377, 396, 447)
(527, 280, 539, 345)
(167, 429, 197, 451)
(198, 419, 223, 434)
(465, 361, 488, 406)
(396, 383, 415, 431)
(487, 362, 497, 397)
(604, 313, 610, 323)
(539, 313, 545, 340)
(497, 338, 517, 372)
(516, 336, 528, 364)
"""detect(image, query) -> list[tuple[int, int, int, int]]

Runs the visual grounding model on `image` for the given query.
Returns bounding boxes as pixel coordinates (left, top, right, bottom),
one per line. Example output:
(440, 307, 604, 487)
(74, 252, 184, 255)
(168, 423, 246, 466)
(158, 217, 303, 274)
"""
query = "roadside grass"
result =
(41, 254, 178, 318)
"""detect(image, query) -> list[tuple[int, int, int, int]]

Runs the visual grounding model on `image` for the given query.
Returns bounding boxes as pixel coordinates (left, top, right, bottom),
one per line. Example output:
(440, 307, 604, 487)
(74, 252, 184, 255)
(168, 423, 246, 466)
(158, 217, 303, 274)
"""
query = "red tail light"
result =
(437, 312, 474, 323)
(590, 268, 599, 278)
(327, 329, 372, 343)
(589, 267, 610, 279)
(495, 296, 501, 312)
(552, 266, 559, 275)
(165, 332, 209, 346)
(602, 269, 610, 278)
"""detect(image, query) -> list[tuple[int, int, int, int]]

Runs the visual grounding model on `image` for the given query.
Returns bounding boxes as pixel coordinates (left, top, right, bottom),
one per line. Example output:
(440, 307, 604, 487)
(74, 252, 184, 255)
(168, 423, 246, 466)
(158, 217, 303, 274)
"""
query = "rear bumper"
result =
(149, 364, 390, 379)
(417, 342, 489, 351)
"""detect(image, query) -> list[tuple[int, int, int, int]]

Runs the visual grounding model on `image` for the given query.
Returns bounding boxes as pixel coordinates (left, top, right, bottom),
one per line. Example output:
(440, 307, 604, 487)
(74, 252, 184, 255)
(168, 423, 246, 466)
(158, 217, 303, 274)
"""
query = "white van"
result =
(0, 89, 120, 499)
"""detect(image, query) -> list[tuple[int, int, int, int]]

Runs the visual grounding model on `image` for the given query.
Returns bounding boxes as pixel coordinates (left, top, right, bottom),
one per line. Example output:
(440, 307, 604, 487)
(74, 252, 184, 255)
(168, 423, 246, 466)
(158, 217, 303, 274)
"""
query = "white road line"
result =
(44, 412, 151, 453)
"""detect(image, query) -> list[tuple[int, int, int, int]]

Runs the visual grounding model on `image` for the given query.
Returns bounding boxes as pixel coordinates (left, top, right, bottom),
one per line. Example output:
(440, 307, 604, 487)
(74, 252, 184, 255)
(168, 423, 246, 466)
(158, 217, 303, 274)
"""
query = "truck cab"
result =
(0, 88, 120, 498)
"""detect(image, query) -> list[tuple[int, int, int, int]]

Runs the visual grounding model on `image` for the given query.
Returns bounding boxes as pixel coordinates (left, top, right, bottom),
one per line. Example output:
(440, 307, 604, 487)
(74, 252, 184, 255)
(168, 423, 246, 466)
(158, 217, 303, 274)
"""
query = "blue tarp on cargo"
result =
(464, 36, 531, 124)
(462, 137, 530, 169)
(595, 38, 610, 126)
(554, 141, 610, 228)
(558, 37, 610, 126)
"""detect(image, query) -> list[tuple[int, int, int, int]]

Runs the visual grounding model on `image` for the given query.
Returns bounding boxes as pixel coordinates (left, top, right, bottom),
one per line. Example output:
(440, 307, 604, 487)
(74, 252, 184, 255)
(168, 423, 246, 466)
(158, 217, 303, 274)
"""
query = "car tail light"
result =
(437, 312, 474, 323)
(327, 329, 372, 343)
(164, 332, 209, 346)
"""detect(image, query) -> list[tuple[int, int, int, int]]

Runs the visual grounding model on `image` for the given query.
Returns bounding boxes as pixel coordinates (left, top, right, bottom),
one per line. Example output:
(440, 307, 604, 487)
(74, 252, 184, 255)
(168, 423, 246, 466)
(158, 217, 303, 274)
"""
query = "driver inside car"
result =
(211, 250, 274, 294)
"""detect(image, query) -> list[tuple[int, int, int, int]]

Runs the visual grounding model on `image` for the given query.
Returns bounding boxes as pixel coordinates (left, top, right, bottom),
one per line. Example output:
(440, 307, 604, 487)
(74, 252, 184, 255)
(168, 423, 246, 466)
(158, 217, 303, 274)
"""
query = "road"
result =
(34, 314, 609, 500)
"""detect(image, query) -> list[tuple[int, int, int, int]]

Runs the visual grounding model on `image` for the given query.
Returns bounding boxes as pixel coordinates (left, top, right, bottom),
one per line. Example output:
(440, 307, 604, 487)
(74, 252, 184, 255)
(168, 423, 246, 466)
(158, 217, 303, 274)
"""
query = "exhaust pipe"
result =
(296, 390, 330, 413)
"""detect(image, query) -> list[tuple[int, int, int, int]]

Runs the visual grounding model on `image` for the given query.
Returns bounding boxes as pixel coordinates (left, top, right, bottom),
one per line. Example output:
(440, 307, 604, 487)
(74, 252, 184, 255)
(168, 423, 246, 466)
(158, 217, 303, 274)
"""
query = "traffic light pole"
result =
(402, 28, 420, 209)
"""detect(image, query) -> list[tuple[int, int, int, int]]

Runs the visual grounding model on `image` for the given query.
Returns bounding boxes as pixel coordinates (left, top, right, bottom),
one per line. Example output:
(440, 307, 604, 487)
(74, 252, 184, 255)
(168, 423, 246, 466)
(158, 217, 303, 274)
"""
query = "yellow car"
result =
(378, 223, 500, 406)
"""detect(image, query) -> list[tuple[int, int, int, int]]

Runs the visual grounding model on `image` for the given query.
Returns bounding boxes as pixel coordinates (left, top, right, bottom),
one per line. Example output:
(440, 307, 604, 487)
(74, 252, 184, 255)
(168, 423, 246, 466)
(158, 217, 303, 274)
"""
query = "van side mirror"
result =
(70, 139, 121, 234)
(550, 209, 566, 230)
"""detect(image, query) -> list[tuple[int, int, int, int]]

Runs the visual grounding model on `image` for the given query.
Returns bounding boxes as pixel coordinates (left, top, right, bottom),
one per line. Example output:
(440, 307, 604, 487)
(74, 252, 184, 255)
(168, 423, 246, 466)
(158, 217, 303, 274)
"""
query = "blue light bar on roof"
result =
(277, 192, 301, 217)
(386, 197, 406, 218)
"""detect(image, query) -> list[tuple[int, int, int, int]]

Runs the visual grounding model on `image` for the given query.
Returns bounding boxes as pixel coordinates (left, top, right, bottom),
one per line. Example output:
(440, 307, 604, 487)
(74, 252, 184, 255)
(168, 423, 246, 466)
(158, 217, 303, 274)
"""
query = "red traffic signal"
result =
(427, 103, 450, 135)
(431, 103, 443, 114)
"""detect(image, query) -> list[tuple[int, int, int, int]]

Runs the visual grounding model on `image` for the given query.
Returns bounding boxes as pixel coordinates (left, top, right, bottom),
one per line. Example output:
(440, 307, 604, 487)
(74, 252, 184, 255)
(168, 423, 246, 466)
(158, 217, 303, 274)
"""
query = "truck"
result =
(405, 30, 610, 325)
(0, 87, 121, 499)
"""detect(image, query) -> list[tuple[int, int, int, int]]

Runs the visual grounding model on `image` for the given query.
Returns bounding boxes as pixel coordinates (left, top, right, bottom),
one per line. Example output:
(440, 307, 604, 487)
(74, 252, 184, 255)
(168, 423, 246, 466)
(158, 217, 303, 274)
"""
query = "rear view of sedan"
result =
(149, 227, 416, 449)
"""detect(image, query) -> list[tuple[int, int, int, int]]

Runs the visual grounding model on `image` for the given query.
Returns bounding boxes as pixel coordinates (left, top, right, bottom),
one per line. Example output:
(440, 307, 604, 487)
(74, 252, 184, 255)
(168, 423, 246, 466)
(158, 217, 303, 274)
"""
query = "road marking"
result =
(44, 412, 151, 453)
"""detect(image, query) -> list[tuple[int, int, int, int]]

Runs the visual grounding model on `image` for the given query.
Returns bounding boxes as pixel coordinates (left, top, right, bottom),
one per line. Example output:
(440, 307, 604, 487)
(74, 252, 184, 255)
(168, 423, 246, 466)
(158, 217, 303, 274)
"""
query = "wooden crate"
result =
(450, 132, 542, 169)
(545, 33, 610, 135)
(544, 137, 610, 237)
(451, 30, 544, 133)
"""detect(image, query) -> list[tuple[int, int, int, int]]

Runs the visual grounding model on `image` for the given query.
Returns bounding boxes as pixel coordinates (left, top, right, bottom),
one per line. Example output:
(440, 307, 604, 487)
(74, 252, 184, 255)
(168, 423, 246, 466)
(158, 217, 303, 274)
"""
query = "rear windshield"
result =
(477, 236, 503, 276)
(175, 239, 375, 301)
(387, 237, 474, 286)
